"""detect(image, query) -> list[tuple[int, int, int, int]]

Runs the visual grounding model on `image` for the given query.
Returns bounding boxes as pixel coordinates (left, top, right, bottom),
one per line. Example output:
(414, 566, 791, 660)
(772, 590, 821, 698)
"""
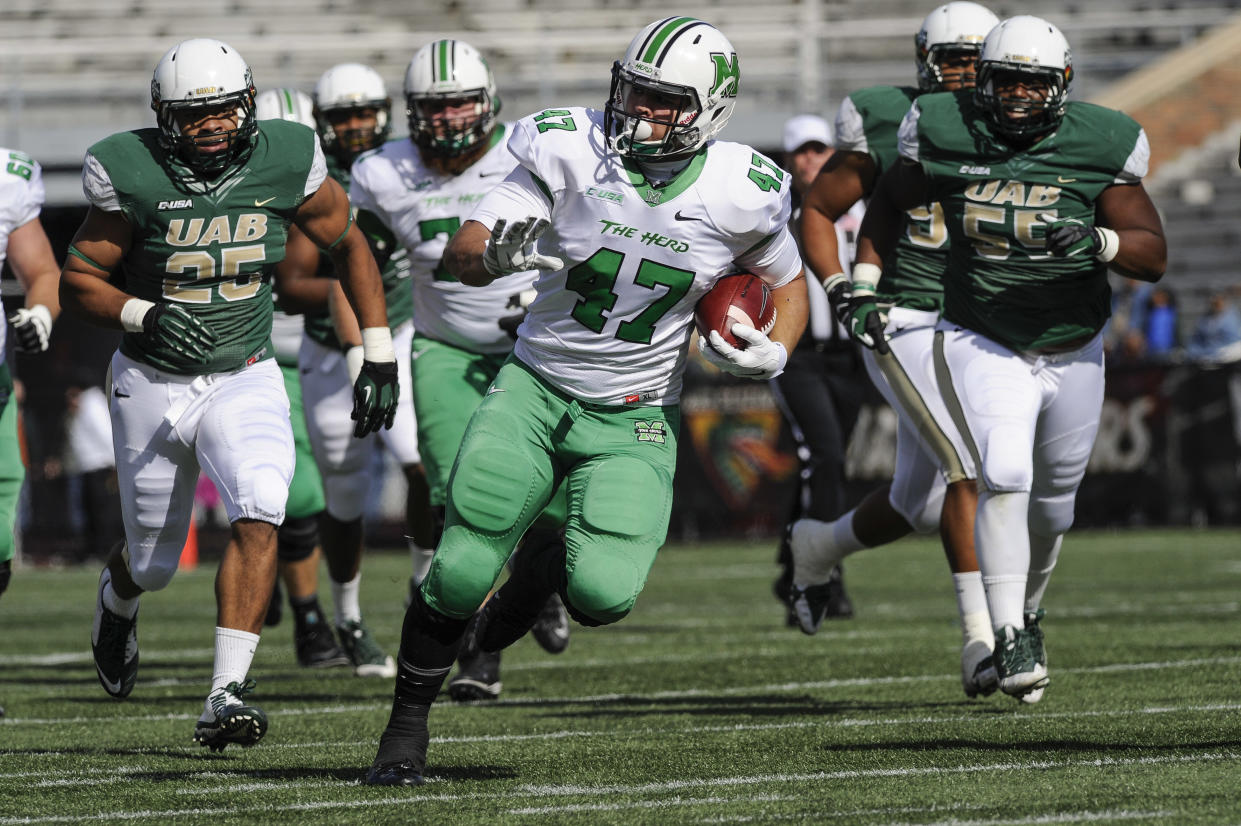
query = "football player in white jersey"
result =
(0, 148, 61, 609)
(253, 87, 351, 670)
(349, 39, 571, 702)
(365, 17, 809, 786)
(294, 62, 426, 678)
(60, 39, 396, 750)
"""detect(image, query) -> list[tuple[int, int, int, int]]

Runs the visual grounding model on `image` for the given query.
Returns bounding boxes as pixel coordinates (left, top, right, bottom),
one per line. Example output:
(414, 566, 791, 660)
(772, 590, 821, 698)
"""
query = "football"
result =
(694, 272, 776, 349)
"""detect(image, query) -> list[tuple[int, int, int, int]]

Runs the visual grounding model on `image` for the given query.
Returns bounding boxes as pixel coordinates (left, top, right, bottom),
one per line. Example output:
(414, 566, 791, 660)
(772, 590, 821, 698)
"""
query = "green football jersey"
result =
(85, 120, 320, 374)
(836, 85, 947, 312)
(905, 91, 1146, 351)
(302, 150, 413, 350)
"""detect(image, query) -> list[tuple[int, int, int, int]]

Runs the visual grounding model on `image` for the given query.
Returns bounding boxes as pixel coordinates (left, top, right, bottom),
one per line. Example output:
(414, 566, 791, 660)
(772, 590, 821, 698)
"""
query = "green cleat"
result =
(336, 618, 396, 678)
(995, 624, 1049, 702)
(1019, 609, 1048, 704)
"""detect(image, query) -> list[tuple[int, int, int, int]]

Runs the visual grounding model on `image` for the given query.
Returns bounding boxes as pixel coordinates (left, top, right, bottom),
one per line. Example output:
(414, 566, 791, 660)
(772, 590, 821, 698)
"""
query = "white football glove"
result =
(9, 304, 52, 354)
(481, 217, 565, 277)
(697, 324, 788, 380)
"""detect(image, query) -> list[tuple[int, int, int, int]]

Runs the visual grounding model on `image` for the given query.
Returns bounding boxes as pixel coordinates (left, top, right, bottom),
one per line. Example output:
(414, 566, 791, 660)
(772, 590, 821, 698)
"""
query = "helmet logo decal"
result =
(709, 53, 740, 98)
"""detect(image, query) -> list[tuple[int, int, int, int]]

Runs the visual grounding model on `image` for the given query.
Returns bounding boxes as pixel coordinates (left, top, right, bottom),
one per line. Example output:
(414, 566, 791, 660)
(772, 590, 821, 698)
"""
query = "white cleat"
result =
(961, 638, 999, 698)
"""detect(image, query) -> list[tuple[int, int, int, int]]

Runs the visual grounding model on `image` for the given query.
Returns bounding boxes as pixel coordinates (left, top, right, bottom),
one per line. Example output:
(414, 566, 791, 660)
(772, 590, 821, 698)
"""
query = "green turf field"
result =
(2, 528, 1239, 824)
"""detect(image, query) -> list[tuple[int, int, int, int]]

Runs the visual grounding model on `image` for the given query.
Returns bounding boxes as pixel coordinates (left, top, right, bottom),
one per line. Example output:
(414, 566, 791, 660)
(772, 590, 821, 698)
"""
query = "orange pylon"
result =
(179, 516, 199, 570)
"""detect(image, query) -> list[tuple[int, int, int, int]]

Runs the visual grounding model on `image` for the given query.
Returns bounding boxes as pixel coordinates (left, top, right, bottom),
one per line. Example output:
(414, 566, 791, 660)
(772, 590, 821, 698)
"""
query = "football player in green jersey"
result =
(855, 16, 1166, 702)
(0, 147, 61, 610)
(789, 1, 1002, 700)
(60, 39, 398, 750)
(365, 18, 809, 785)
(295, 62, 431, 679)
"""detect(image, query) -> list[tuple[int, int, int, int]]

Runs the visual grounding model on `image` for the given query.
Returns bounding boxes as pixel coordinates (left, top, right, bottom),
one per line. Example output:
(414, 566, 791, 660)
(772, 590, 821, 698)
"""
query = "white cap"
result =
(782, 114, 833, 153)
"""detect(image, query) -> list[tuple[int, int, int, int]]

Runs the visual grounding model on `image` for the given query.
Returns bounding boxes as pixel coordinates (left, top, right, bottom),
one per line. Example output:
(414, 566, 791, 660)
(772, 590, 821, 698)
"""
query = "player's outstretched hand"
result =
(351, 360, 399, 438)
(824, 276, 889, 354)
(698, 325, 788, 380)
(482, 217, 565, 277)
(143, 303, 218, 362)
(8, 305, 52, 354)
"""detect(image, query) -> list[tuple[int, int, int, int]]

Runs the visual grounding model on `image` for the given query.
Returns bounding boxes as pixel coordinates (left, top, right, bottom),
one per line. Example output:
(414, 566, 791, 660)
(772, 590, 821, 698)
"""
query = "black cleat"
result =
(265, 580, 283, 628)
(366, 714, 428, 786)
(530, 593, 570, 655)
(448, 617, 501, 701)
(295, 620, 350, 669)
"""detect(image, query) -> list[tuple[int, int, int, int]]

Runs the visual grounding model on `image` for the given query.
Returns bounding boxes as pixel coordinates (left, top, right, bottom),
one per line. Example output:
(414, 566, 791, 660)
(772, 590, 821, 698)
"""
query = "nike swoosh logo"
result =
(255, 197, 276, 207)
(113, 389, 130, 398)
(1056, 176, 1076, 184)
(480, 170, 504, 178)
(95, 666, 124, 695)
(674, 211, 701, 222)
(362, 386, 372, 405)
(486, 387, 506, 395)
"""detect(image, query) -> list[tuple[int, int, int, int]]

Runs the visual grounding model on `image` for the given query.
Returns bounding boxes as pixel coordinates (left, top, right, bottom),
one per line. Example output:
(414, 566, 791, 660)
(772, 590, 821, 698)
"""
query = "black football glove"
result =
(351, 359, 399, 438)
(825, 277, 889, 355)
(143, 303, 218, 362)
(1038, 214, 1104, 258)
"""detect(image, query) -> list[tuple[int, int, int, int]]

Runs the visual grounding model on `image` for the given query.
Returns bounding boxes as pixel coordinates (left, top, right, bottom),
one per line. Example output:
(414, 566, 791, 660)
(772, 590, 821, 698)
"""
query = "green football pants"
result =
(422, 357, 678, 625)
(0, 366, 24, 564)
(280, 362, 326, 520)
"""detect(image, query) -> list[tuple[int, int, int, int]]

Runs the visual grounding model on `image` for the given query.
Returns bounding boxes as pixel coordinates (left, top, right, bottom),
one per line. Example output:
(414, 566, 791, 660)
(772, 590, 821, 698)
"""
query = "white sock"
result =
(204, 627, 260, 719)
(1025, 531, 1063, 615)
(952, 572, 993, 646)
(975, 489, 1030, 631)
(100, 569, 139, 619)
(332, 573, 362, 626)
(791, 512, 866, 588)
(409, 541, 434, 586)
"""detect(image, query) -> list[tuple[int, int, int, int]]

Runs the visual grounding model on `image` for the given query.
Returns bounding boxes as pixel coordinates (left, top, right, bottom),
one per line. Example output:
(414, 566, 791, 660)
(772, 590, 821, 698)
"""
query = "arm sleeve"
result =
(303, 136, 328, 199)
(1117, 129, 1150, 184)
(897, 101, 923, 164)
(735, 224, 803, 289)
(834, 96, 868, 153)
(82, 152, 122, 212)
(468, 164, 553, 231)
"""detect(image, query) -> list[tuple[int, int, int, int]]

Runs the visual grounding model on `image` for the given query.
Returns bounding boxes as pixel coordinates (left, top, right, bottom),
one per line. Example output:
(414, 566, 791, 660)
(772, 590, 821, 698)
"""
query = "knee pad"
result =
(979, 426, 1033, 493)
(129, 545, 180, 591)
(0, 560, 10, 598)
(564, 558, 641, 627)
(1028, 490, 1076, 537)
(448, 444, 540, 535)
(277, 514, 320, 562)
(236, 462, 289, 524)
(889, 475, 944, 536)
(322, 472, 366, 522)
(562, 596, 608, 628)
(422, 525, 507, 619)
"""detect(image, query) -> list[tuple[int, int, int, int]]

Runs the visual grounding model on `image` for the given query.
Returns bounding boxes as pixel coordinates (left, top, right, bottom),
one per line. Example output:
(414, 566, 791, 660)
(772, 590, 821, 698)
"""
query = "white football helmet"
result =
(974, 15, 1073, 141)
(915, 2, 1000, 92)
(150, 38, 257, 175)
(404, 39, 500, 157)
(255, 88, 316, 130)
(313, 63, 391, 161)
(605, 17, 739, 159)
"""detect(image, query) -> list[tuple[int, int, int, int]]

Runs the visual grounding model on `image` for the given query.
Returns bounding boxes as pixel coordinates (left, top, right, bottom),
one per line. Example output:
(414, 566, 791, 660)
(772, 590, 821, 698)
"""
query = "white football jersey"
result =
(0, 148, 46, 364)
(469, 108, 801, 406)
(349, 128, 537, 354)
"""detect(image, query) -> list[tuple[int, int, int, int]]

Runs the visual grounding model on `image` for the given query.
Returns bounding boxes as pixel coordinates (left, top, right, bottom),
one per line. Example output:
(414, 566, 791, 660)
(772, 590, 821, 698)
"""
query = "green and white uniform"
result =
(835, 86, 973, 528)
(349, 125, 541, 507)
(422, 107, 802, 622)
(0, 148, 43, 565)
(899, 89, 1146, 536)
(298, 151, 420, 523)
(80, 121, 313, 590)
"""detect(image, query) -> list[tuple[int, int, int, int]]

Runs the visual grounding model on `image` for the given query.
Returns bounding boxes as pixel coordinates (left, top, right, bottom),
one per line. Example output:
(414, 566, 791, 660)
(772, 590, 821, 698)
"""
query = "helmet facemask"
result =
(605, 63, 704, 160)
(406, 88, 497, 157)
(974, 64, 1067, 142)
(316, 101, 391, 164)
(919, 44, 984, 92)
(154, 89, 258, 178)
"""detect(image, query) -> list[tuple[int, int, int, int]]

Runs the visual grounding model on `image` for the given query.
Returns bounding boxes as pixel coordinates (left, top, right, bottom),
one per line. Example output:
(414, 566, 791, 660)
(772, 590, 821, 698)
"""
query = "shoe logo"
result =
(1056, 176, 1076, 184)
(673, 211, 701, 222)
(254, 196, 277, 207)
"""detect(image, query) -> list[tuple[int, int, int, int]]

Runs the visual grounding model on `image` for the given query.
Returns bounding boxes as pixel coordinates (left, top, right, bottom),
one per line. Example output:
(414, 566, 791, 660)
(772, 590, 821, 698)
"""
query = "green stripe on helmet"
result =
(640, 17, 696, 64)
(437, 40, 451, 82)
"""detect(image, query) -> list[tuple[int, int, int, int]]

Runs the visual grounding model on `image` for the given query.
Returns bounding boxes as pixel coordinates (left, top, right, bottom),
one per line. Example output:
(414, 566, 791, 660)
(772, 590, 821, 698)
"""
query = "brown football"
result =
(694, 272, 776, 350)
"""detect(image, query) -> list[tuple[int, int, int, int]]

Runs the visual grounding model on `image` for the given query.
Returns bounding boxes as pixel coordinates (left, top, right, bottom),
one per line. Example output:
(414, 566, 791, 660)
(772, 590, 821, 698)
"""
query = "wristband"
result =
(1094, 227, 1120, 263)
(120, 298, 155, 333)
(820, 272, 848, 293)
(851, 262, 882, 292)
(361, 326, 396, 363)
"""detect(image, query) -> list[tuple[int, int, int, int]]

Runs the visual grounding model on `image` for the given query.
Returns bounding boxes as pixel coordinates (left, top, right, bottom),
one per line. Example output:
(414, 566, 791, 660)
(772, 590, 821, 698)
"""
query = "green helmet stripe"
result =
(437, 39, 453, 82)
(280, 88, 294, 114)
(640, 17, 697, 64)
